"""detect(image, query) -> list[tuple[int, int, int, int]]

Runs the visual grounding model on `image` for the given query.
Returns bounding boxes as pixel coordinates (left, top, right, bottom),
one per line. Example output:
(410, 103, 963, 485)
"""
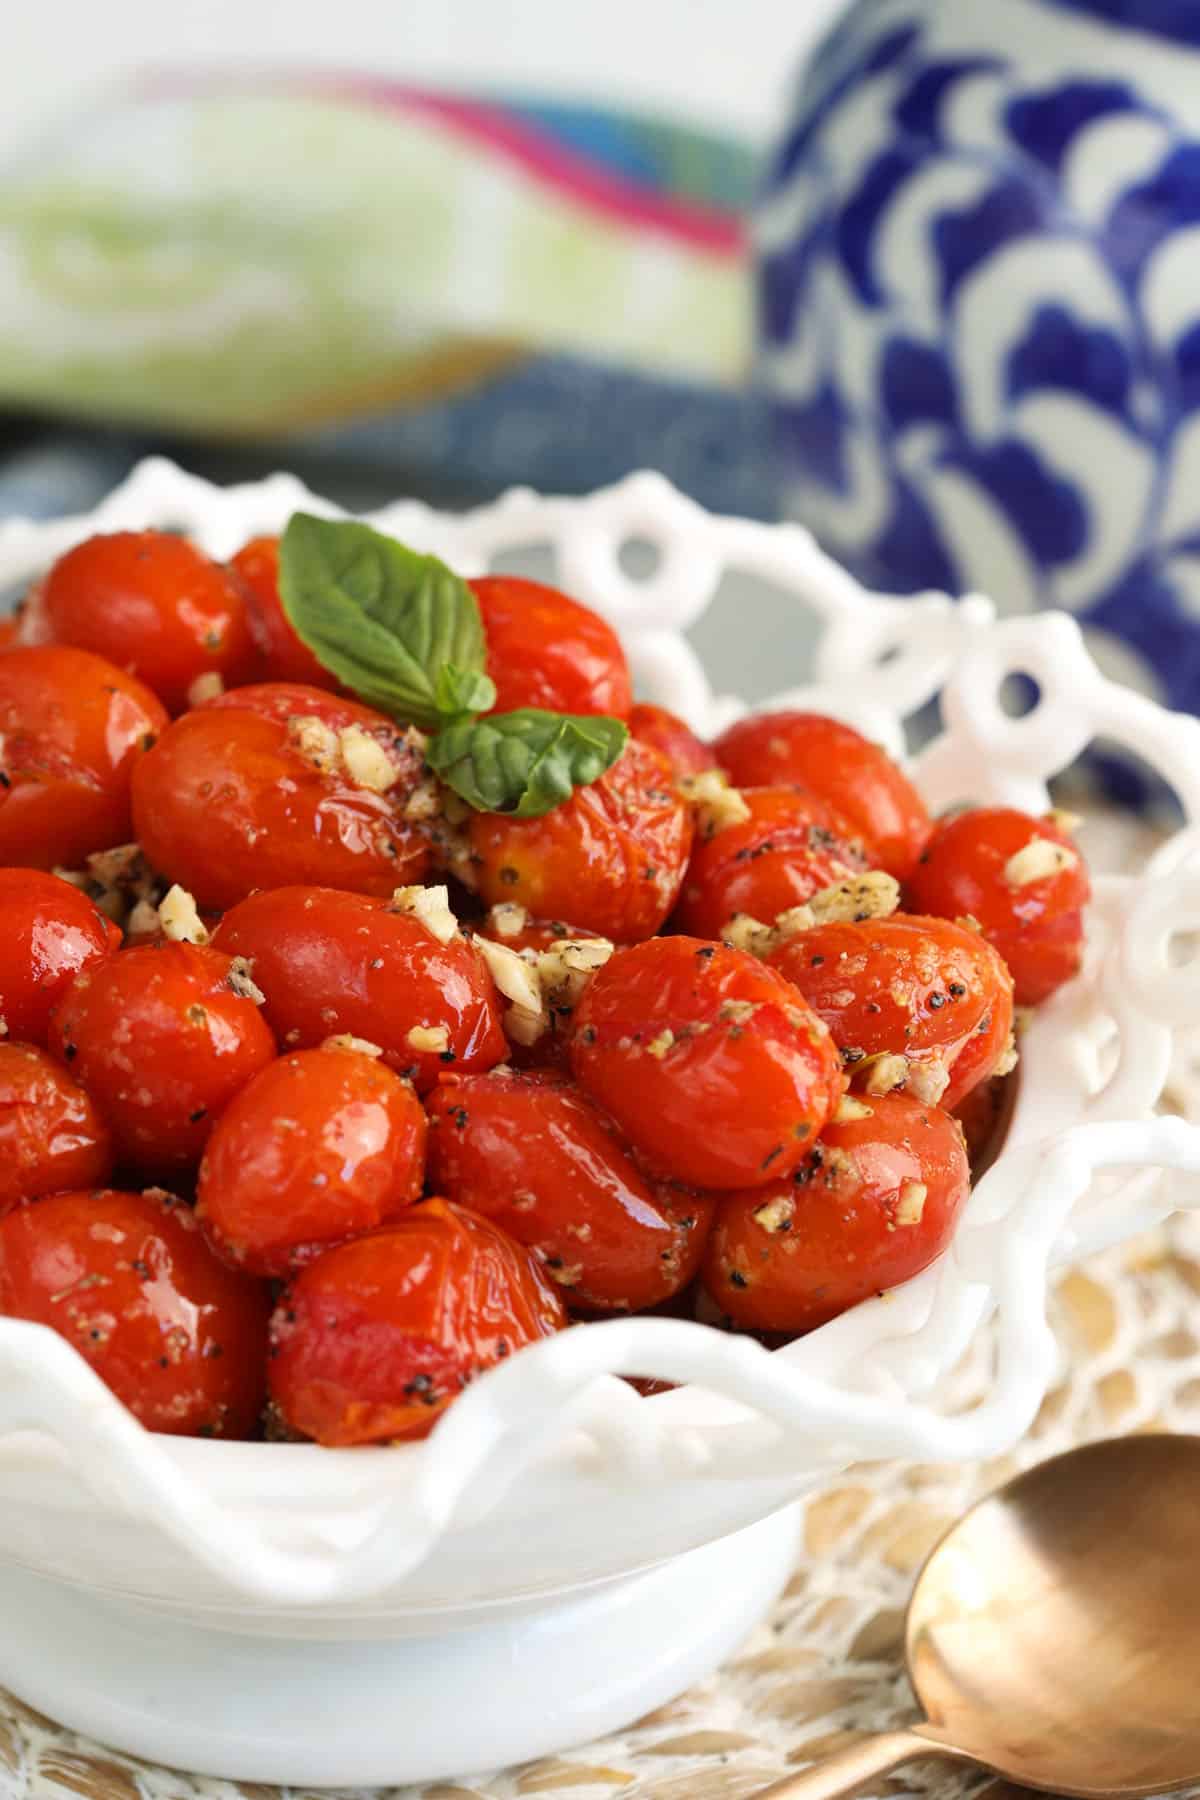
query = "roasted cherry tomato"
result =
(0, 1187, 269, 1436)
(230, 534, 339, 690)
(905, 807, 1090, 1005)
(197, 1043, 426, 1276)
(570, 936, 844, 1190)
(268, 1198, 566, 1446)
(427, 1070, 714, 1313)
(213, 885, 506, 1091)
(767, 912, 1015, 1111)
(131, 682, 432, 910)
(954, 1075, 1010, 1170)
(628, 703, 714, 781)
(714, 712, 931, 880)
(0, 869, 121, 1045)
(0, 1044, 113, 1215)
(23, 530, 258, 714)
(0, 617, 19, 651)
(673, 786, 864, 940)
(50, 943, 277, 1176)
(703, 1092, 969, 1333)
(469, 738, 691, 941)
(470, 575, 632, 718)
(0, 647, 167, 869)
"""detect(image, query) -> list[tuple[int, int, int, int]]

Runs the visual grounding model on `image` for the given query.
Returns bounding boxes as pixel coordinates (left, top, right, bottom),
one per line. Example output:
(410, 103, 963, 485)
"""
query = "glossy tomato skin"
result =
(50, 943, 277, 1177)
(470, 575, 632, 718)
(628, 703, 714, 781)
(0, 1044, 113, 1216)
(469, 738, 692, 941)
(767, 913, 1015, 1111)
(905, 807, 1091, 1006)
(426, 1070, 715, 1313)
(24, 531, 258, 714)
(197, 1044, 427, 1276)
(268, 1198, 566, 1446)
(131, 682, 432, 910)
(703, 1092, 969, 1333)
(0, 647, 168, 869)
(230, 535, 339, 690)
(0, 870, 121, 1045)
(213, 886, 507, 1091)
(714, 712, 931, 880)
(570, 936, 845, 1190)
(673, 786, 865, 940)
(0, 1187, 269, 1436)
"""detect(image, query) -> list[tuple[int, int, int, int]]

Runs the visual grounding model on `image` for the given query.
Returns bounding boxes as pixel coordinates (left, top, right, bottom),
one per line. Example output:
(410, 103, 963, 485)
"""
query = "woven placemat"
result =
(2, 1213, 1199, 1800)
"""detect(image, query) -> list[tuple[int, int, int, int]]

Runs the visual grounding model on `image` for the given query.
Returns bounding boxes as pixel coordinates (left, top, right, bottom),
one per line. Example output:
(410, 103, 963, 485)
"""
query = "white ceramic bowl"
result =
(0, 460, 1199, 1786)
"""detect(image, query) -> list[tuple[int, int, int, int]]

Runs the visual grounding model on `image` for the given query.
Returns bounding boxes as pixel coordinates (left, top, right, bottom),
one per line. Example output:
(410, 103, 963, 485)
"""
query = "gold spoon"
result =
(752, 1434, 1200, 1799)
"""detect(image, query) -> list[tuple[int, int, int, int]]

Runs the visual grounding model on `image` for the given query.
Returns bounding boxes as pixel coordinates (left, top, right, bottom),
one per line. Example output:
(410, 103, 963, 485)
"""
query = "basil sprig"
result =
(278, 514, 627, 818)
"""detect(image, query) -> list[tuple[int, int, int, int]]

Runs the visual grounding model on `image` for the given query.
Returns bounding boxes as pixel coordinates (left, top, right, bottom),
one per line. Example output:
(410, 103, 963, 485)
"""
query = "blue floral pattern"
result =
(757, 0, 1200, 721)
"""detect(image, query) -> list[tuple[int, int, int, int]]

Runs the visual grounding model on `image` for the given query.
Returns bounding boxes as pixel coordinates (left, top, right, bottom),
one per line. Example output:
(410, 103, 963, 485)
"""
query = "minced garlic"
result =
(1003, 837, 1079, 887)
(391, 884, 460, 945)
(407, 1023, 450, 1055)
(186, 671, 224, 707)
(834, 1095, 874, 1123)
(807, 870, 900, 925)
(752, 1194, 794, 1234)
(226, 957, 266, 1005)
(905, 1059, 951, 1105)
(863, 1052, 909, 1096)
(895, 1180, 928, 1226)
(487, 902, 529, 940)
(646, 1028, 676, 1060)
(993, 1033, 1020, 1077)
(158, 884, 210, 946)
(680, 769, 751, 836)
(322, 1034, 383, 1058)
(536, 937, 613, 1008)
(721, 913, 773, 956)
(286, 714, 340, 773)
(337, 724, 398, 794)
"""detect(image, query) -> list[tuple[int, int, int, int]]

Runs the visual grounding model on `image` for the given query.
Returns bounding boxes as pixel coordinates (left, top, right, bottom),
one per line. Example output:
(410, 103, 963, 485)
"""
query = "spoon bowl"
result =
(758, 1435, 1200, 1800)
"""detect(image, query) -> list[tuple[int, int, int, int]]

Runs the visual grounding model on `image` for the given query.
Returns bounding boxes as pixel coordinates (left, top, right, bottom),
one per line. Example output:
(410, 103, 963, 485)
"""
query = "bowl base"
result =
(0, 1502, 800, 1785)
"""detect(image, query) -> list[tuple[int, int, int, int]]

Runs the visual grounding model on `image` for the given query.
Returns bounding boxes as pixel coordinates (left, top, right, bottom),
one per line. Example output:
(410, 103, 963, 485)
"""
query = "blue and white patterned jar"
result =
(757, 0, 1200, 725)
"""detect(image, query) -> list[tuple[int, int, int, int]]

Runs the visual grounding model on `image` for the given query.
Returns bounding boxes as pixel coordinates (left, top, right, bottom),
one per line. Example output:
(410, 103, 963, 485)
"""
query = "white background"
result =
(0, 0, 847, 155)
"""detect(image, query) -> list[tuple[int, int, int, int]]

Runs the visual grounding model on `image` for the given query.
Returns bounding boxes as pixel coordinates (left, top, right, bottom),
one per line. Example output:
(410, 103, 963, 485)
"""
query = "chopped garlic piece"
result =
(287, 714, 340, 773)
(407, 1023, 450, 1054)
(158, 884, 210, 946)
(863, 1052, 909, 1096)
(993, 1033, 1020, 1078)
(402, 779, 442, 822)
(808, 870, 900, 925)
(186, 671, 224, 707)
(770, 904, 816, 942)
(680, 769, 751, 836)
(505, 1006, 547, 1048)
(1003, 837, 1079, 887)
(834, 1095, 874, 1123)
(322, 1034, 383, 1058)
(391, 884, 459, 945)
(535, 936, 613, 1007)
(126, 897, 161, 938)
(895, 1180, 928, 1226)
(487, 902, 529, 940)
(905, 1059, 951, 1105)
(227, 957, 266, 1005)
(338, 724, 399, 794)
(475, 936, 544, 1015)
(646, 1028, 676, 1060)
(718, 999, 756, 1026)
(752, 1194, 794, 1234)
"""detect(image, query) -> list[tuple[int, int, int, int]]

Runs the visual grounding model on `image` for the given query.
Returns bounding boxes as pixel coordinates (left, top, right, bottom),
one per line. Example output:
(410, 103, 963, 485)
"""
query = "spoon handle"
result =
(747, 1727, 954, 1799)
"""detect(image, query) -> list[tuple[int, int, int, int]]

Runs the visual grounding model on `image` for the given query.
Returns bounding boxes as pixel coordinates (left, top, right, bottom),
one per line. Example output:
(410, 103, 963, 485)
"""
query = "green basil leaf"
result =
(435, 662, 497, 719)
(427, 709, 629, 818)
(278, 513, 488, 730)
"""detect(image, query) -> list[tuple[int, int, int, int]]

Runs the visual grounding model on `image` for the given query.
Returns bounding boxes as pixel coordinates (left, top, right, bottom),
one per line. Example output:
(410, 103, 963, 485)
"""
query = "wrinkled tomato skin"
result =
(0, 1044, 113, 1215)
(0, 647, 168, 870)
(570, 936, 844, 1190)
(714, 712, 931, 880)
(197, 1045, 427, 1277)
(50, 943, 277, 1177)
(131, 683, 432, 910)
(469, 739, 692, 942)
(230, 535, 339, 690)
(268, 1198, 566, 1446)
(0, 1188, 269, 1436)
(905, 807, 1090, 1006)
(628, 703, 714, 781)
(703, 1093, 969, 1333)
(470, 575, 632, 718)
(213, 886, 507, 1091)
(767, 913, 1015, 1111)
(426, 1070, 715, 1313)
(674, 786, 865, 940)
(23, 531, 258, 714)
(0, 870, 121, 1045)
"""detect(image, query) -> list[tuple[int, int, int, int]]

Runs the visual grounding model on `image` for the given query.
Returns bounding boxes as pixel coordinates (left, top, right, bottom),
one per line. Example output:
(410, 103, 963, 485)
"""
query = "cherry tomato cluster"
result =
(0, 526, 1091, 1446)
